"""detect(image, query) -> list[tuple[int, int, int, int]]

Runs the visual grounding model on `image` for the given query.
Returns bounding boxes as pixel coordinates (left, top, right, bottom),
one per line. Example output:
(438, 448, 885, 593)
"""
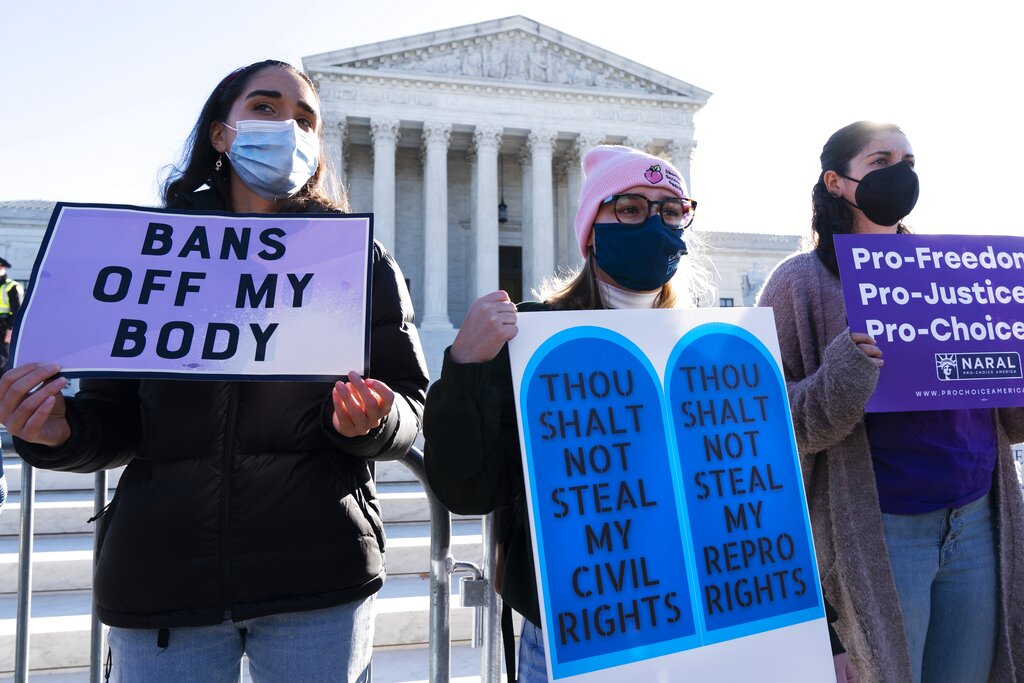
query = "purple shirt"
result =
(865, 409, 996, 514)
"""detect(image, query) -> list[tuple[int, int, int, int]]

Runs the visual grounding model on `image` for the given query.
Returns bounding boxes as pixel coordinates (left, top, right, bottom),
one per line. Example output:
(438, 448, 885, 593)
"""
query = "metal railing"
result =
(89, 471, 108, 683)
(398, 446, 503, 683)
(12, 445, 503, 683)
(13, 458, 33, 683)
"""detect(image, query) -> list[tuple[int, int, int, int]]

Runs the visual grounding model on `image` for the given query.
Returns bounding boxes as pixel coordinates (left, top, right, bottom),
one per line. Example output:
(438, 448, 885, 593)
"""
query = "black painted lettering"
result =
(202, 323, 239, 360)
(174, 272, 206, 306)
(156, 321, 194, 359)
(558, 611, 580, 645)
(287, 273, 314, 307)
(111, 318, 146, 357)
(235, 274, 277, 308)
(142, 222, 173, 256)
(257, 228, 286, 260)
(139, 269, 171, 305)
(249, 323, 278, 362)
(551, 488, 569, 519)
(220, 227, 251, 260)
(93, 266, 132, 302)
(178, 226, 211, 259)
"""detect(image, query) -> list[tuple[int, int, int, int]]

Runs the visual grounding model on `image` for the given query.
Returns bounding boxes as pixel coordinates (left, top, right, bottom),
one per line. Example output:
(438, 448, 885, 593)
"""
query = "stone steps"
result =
(0, 520, 482, 593)
(1, 458, 418, 493)
(0, 480, 460, 537)
(1, 447, 495, 678)
(0, 575, 478, 673)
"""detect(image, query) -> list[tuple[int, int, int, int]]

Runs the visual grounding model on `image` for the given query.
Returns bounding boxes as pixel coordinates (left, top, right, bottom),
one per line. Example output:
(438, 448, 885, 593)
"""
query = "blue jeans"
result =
(882, 493, 997, 683)
(518, 620, 549, 683)
(107, 596, 374, 683)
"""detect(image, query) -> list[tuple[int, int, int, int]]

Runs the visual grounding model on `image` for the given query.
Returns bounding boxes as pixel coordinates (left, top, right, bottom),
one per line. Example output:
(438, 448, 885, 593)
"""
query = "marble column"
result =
(473, 126, 503, 297)
(566, 132, 603, 266)
(467, 146, 478, 298)
(624, 135, 654, 154)
(554, 157, 570, 271)
(321, 114, 347, 201)
(518, 147, 532, 294)
(421, 122, 453, 329)
(575, 132, 604, 160)
(668, 140, 697, 196)
(370, 118, 400, 252)
(526, 130, 557, 295)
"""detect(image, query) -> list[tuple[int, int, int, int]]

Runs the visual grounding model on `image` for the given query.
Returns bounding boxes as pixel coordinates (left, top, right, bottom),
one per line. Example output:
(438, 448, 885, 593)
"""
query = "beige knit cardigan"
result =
(758, 250, 1024, 683)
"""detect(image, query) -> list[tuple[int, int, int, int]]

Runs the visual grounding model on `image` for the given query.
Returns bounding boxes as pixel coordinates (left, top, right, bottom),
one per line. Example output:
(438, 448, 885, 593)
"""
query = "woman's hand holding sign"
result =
(450, 290, 518, 364)
(850, 332, 884, 368)
(332, 371, 395, 437)
(0, 363, 71, 447)
(834, 652, 857, 683)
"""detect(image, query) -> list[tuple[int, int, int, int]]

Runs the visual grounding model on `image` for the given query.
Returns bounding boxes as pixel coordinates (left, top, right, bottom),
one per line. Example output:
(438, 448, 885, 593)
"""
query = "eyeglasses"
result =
(601, 193, 697, 229)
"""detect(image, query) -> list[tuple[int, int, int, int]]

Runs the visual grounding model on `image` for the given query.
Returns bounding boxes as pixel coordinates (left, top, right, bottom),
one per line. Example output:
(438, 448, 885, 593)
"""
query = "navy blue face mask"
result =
(593, 215, 688, 292)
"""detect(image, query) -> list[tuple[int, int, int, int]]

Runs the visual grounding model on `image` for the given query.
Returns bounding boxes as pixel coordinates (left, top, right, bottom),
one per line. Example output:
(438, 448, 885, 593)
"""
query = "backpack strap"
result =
(502, 600, 517, 683)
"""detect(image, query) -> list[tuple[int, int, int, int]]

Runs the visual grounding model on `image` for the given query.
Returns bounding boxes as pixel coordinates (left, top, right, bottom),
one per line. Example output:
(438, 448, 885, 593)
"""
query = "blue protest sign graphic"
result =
(521, 327, 699, 679)
(666, 323, 820, 642)
(509, 309, 833, 682)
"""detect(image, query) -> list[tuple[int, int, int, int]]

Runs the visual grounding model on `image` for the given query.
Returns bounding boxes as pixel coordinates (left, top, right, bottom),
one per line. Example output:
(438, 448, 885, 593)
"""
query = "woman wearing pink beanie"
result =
(424, 144, 707, 682)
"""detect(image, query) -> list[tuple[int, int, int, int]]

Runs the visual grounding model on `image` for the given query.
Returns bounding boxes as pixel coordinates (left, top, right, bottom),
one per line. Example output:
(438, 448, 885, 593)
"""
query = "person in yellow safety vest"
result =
(0, 257, 24, 373)
(0, 256, 17, 511)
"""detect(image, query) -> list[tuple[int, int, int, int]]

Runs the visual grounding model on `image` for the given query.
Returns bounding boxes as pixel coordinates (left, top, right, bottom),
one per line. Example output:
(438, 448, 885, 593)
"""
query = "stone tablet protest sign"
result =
(11, 203, 372, 380)
(835, 234, 1024, 412)
(508, 308, 833, 682)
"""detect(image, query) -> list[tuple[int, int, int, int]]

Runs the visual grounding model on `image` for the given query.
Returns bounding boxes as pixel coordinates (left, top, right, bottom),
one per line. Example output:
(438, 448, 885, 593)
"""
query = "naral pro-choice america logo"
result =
(935, 352, 1023, 381)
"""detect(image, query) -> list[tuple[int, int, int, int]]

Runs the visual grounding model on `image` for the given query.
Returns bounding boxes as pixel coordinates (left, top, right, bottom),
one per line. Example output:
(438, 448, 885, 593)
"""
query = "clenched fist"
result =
(450, 290, 519, 364)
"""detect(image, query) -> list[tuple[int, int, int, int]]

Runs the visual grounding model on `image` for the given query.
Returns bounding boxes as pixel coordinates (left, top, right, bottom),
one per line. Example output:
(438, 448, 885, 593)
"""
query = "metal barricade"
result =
(13, 458, 33, 683)
(476, 512, 503, 682)
(12, 444, 503, 683)
(90, 471, 108, 683)
(398, 446, 502, 683)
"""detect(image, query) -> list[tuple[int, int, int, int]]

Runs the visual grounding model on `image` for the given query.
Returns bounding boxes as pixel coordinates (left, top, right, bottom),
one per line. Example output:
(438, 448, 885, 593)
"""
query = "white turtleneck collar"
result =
(598, 279, 660, 309)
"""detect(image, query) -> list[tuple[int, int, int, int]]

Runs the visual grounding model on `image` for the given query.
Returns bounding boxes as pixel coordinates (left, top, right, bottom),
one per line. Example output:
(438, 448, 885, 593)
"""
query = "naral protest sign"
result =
(11, 203, 372, 380)
(508, 308, 832, 682)
(836, 234, 1024, 412)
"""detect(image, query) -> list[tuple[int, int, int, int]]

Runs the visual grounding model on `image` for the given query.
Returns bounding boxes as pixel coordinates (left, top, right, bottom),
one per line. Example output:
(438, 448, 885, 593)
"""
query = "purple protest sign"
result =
(11, 203, 372, 380)
(835, 233, 1024, 412)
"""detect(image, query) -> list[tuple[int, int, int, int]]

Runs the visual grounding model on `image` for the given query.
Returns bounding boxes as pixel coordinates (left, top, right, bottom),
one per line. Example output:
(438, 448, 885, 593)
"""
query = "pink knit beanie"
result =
(574, 145, 688, 257)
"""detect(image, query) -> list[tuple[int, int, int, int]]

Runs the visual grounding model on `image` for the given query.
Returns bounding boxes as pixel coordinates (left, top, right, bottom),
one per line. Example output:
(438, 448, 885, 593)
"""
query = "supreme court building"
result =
(0, 16, 803, 378)
(301, 16, 800, 370)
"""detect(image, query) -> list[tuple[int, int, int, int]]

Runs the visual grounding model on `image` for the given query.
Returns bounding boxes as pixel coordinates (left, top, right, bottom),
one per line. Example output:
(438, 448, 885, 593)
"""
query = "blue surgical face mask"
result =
(223, 119, 319, 200)
(593, 215, 688, 292)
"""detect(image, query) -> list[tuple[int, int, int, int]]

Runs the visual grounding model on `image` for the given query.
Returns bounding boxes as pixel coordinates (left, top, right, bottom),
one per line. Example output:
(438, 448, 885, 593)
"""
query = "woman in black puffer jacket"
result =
(0, 60, 428, 683)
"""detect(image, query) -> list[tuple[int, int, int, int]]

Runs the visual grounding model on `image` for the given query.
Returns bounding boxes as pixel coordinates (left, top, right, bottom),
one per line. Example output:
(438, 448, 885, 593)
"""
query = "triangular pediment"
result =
(304, 16, 710, 102)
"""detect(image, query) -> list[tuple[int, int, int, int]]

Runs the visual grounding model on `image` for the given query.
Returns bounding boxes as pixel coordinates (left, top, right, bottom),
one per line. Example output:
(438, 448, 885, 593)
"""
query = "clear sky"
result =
(2, 0, 1020, 237)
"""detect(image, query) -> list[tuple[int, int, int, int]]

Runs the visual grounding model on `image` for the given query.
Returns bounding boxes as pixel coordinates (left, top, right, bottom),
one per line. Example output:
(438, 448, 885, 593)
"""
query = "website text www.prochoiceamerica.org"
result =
(915, 387, 1024, 398)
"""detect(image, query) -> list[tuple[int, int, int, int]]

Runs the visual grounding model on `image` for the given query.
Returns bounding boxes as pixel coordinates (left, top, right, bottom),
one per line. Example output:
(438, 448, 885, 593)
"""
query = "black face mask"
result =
(840, 160, 919, 226)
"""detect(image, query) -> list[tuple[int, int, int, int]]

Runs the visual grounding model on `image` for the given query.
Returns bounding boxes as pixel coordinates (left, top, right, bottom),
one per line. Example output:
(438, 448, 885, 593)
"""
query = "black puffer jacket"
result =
(16, 190, 429, 628)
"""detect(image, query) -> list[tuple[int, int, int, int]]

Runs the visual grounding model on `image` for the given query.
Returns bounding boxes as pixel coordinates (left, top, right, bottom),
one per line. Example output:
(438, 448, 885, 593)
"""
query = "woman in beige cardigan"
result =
(759, 121, 1024, 683)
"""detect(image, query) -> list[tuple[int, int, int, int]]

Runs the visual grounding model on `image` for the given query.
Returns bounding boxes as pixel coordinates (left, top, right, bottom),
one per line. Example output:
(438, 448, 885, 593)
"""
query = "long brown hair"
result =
(161, 60, 347, 212)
